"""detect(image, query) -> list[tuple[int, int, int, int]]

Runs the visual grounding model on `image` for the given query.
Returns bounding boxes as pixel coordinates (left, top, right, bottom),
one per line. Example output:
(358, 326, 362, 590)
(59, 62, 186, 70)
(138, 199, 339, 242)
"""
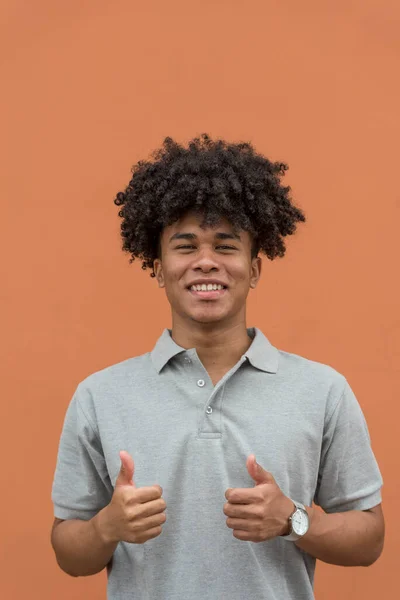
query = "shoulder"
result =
(277, 347, 346, 386)
(79, 351, 152, 390)
(71, 351, 153, 416)
(273, 347, 349, 417)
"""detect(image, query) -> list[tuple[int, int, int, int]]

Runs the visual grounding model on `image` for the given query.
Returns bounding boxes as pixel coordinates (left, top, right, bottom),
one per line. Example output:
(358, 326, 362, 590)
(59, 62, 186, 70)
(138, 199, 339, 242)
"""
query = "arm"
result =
(294, 503, 385, 567)
(302, 378, 385, 567)
(50, 511, 118, 577)
(51, 452, 167, 578)
(224, 458, 384, 568)
(225, 383, 384, 564)
(51, 391, 117, 577)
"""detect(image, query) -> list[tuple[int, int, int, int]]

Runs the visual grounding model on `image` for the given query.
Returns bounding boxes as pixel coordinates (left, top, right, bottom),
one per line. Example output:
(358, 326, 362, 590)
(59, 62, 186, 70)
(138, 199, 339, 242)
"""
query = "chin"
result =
(188, 310, 230, 324)
(174, 299, 237, 325)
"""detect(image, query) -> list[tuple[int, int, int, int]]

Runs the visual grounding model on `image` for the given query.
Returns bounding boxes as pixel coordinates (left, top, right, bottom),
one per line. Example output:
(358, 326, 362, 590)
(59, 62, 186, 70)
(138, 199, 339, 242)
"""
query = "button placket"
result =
(197, 386, 223, 436)
(191, 352, 246, 437)
(197, 357, 246, 438)
(191, 371, 219, 433)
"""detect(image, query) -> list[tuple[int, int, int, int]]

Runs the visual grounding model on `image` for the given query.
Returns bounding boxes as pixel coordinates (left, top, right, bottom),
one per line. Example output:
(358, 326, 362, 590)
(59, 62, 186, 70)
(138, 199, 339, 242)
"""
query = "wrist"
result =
(92, 506, 118, 547)
(281, 496, 296, 536)
(281, 500, 312, 542)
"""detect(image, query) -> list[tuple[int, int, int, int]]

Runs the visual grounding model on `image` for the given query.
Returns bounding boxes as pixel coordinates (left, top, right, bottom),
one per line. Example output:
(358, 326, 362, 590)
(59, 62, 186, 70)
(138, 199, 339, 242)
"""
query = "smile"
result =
(188, 287, 227, 299)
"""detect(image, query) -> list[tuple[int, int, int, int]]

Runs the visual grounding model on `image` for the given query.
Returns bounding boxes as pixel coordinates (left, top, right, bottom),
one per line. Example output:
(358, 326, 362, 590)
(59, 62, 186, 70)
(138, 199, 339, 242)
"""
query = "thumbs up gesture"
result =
(223, 454, 294, 542)
(97, 451, 167, 545)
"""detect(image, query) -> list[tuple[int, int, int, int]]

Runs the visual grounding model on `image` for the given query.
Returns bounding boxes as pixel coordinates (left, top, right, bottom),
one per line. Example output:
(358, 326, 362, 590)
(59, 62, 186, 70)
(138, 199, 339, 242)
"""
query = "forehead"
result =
(162, 211, 242, 238)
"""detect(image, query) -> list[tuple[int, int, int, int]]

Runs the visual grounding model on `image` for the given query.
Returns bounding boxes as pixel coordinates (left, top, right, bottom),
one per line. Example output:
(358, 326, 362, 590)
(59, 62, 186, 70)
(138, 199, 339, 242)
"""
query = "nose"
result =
(191, 247, 220, 272)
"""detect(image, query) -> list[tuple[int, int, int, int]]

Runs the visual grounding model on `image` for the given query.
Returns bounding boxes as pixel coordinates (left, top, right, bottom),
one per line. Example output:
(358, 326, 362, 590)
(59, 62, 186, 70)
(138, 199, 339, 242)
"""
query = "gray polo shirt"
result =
(52, 327, 383, 600)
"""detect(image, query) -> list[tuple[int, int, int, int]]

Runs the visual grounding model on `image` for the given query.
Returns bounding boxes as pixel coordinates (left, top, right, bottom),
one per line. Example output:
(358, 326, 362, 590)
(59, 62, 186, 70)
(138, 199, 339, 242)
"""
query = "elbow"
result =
(54, 555, 80, 578)
(361, 554, 381, 567)
(62, 569, 80, 578)
(54, 556, 104, 578)
(360, 507, 385, 567)
(53, 552, 106, 577)
(51, 535, 79, 577)
(364, 550, 384, 568)
(361, 537, 385, 567)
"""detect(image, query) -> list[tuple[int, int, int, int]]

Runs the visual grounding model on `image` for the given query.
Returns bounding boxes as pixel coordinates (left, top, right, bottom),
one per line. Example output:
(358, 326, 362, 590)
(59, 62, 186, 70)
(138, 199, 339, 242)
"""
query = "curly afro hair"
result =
(114, 133, 306, 276)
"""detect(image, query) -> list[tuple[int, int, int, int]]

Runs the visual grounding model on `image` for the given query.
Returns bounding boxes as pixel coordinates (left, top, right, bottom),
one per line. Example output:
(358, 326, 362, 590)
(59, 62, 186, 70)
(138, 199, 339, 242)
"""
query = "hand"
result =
(223, 454, 294, 543)
(96, 451, 167, 545)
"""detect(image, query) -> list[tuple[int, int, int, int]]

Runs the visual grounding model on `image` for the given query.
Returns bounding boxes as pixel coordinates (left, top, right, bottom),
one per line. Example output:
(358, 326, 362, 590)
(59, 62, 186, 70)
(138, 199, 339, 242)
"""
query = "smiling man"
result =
(51, 134, 384, 600)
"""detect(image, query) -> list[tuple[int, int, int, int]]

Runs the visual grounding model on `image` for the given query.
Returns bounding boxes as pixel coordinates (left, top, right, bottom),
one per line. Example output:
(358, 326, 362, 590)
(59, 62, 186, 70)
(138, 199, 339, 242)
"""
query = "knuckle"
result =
(125, 493, 138, 507)
(255, 506, 265, 518)
(129, 518, 141, 532)
(127, 509, 141, 525)
(128, 505, 139, 519)
(117, 489, 130, 505)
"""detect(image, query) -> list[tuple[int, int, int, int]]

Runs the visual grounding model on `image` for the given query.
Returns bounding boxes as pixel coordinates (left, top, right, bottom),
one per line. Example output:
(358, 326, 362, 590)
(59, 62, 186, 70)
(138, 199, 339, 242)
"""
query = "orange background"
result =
(1, 1, 399, 598)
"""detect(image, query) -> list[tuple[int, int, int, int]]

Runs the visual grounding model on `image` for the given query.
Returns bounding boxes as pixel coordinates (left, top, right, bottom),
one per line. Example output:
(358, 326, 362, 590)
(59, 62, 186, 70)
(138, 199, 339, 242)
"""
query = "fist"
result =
(97, 451, 167, 544)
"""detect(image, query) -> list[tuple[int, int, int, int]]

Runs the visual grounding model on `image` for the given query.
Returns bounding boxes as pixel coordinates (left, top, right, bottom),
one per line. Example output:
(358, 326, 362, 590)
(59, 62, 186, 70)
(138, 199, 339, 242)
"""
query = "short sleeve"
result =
(314, 379, 383, 513)
(51, 385, 113, 520)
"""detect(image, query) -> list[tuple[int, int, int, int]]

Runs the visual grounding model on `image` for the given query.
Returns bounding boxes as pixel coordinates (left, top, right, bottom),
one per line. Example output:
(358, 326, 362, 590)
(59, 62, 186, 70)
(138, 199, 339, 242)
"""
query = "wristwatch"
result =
(280, 500, 310, 542)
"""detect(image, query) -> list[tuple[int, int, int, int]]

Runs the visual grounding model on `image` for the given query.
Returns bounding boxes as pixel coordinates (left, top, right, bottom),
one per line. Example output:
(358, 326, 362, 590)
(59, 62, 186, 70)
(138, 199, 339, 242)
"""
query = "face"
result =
(153, 211, 262, 326)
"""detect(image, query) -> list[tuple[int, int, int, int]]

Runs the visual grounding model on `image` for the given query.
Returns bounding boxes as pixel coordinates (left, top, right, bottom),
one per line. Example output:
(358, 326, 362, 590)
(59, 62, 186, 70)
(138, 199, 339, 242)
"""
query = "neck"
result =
(170, 317, 252, 373)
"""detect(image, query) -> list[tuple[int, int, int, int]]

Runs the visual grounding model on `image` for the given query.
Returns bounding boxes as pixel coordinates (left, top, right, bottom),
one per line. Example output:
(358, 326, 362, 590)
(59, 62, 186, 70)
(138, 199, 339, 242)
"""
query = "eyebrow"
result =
(169, 232, 241, 243)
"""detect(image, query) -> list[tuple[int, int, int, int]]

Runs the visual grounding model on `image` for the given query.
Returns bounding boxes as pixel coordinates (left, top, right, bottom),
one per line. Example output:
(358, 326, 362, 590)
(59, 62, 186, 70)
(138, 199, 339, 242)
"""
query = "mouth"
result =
(187, 284, 228, 300)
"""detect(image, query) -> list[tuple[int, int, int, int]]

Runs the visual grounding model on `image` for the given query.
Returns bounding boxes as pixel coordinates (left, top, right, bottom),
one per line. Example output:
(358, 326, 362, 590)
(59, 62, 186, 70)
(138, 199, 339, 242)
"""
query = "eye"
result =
(174, 245, 237, 251)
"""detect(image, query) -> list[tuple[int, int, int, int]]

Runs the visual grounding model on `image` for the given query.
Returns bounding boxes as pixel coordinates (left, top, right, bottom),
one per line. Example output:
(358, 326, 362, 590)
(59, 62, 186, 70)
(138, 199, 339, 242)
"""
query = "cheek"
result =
(160, 258, 185, 283)
(162, 266, 187, 297)
(229, 263, 252, 285)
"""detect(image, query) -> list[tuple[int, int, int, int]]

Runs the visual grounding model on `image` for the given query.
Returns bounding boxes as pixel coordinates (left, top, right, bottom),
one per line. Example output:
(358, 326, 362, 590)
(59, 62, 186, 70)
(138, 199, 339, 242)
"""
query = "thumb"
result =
(246, 454, 275, 485)
(116, 450, 135, 487)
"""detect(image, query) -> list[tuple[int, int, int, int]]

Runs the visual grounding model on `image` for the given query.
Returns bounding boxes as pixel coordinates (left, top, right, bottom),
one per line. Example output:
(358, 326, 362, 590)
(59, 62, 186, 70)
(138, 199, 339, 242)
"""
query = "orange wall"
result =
(1, 1, 398, 598)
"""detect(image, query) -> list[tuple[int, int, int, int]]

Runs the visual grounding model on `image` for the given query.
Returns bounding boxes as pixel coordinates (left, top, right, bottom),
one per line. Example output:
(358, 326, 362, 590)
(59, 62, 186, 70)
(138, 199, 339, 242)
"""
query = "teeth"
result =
(190, 284, 224, 292)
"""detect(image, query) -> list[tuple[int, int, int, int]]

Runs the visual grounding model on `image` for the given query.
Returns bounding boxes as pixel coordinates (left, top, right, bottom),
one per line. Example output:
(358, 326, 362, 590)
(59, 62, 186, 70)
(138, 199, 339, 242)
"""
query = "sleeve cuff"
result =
(323, 489, 382, 514)
(54, 505, 99, 521)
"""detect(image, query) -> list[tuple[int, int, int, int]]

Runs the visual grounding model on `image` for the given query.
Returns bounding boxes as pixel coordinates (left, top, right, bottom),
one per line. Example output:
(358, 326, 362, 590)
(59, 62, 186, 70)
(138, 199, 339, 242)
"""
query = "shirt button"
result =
(184, 357, 191, 363)
(197, 379, 205, 387)
(206, 406, 213, 414)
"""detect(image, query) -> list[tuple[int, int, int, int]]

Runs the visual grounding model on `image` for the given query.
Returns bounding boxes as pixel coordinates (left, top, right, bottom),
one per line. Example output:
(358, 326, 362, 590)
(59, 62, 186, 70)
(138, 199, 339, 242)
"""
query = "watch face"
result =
(292, 509, 309, 535)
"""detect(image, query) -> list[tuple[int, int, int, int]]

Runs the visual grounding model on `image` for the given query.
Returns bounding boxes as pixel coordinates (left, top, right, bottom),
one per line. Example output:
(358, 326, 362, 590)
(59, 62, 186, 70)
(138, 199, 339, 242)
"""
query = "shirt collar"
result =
(151, 327, 279, 374)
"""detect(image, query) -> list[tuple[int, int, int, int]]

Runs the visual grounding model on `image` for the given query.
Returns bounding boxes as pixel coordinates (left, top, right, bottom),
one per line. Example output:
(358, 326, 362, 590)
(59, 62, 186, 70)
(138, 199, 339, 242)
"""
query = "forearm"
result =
(295, 506, 384, 567)
(51, 508, 118, 577)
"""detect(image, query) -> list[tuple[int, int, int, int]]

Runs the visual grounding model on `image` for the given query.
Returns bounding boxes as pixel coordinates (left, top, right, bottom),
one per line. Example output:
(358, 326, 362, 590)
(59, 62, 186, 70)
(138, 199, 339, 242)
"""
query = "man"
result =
(51, 133, 384, 599)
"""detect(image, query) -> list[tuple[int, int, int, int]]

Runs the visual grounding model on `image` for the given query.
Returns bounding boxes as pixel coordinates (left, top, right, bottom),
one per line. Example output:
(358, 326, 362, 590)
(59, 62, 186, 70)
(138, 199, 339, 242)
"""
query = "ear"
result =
(153, 258, 165, 288)
(249, 256, 262, 289)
